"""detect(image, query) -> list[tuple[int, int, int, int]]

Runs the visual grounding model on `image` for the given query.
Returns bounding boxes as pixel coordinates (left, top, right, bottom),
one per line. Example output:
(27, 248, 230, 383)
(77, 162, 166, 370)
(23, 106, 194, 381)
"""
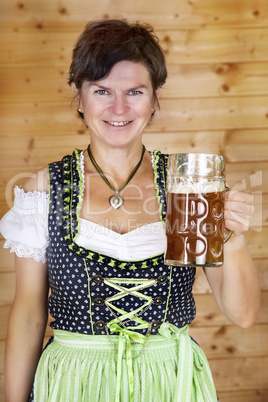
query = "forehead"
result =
(91, 60, 152, 89)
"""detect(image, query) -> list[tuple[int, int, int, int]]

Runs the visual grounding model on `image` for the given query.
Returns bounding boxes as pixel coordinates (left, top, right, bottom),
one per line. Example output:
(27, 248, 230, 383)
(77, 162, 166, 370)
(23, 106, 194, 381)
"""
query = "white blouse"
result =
(0, 154, 167, 263)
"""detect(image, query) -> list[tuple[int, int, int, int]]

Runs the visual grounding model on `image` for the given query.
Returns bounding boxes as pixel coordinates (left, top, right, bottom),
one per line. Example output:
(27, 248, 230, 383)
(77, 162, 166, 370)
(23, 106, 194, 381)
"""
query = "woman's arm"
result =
(5, 256, 49, 402)
(4, 166, 50, 401)
(204, 191, 261, 328)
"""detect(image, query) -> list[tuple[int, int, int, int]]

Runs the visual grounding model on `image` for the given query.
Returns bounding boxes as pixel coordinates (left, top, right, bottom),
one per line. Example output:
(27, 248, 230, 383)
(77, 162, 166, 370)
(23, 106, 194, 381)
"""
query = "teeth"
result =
(108, 121, 129, 126)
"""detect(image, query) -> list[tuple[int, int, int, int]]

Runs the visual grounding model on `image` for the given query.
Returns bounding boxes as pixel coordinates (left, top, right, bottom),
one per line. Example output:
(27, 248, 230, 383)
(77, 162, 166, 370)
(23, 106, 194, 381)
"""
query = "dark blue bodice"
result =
(47, 149, 196, 335)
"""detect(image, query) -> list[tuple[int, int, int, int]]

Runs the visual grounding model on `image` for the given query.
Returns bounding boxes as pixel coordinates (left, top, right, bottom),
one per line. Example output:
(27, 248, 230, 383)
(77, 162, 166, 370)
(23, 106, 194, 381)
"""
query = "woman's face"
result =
(74, 61, 156, 148)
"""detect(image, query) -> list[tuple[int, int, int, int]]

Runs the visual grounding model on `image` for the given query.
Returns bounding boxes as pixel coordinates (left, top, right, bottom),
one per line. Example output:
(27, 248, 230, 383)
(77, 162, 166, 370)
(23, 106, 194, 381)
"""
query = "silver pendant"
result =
(109, 194, 124, 209)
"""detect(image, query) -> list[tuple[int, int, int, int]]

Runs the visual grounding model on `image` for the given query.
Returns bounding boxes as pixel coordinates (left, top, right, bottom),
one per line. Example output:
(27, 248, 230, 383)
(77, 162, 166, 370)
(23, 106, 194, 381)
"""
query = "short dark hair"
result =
(68, 19, 167, 103)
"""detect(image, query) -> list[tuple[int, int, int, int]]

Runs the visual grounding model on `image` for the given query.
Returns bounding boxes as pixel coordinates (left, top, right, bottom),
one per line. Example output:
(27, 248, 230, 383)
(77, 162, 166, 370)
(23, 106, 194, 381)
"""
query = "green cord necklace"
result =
(87, 144, 146, 209)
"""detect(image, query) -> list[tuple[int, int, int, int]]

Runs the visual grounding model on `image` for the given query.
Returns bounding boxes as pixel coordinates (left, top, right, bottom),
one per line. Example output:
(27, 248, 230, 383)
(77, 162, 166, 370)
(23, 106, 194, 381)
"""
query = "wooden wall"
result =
(0, 0, 268, 400)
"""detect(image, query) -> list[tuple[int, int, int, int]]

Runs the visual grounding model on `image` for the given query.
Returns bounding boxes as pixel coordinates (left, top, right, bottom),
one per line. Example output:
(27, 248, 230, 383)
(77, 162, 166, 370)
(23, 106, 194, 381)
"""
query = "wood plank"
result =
(0, 341, 4, 374)
(193, 258, 268, 294)
(226, 161, 268, 192)
(0, 135, 88, 169)
(1, 28, 268, 67)
(0, 243, 14, 273)
(0, 306, 10, 339)
(1, 0, 268, 31)
(1, 131, 267, 168)
(0, 375, 3, 402)
(144, 130, 268, 163)
(189, 323, 268, 359)
(0, 273, 15, 306)
(0, 32, 73, 67)
(2, 62, 268, 102)
(192, 291, 268, 327)
(1, 96, 268, 137)
(0, 101, 85, 136)
(0, 67, 70, 103)
(257, 259, 268, 291)
(210, 356, 268, 392)
(163, 62, 268, 98)
(160, 27, 268, 64)
(245, 228, 268, 260)
(154, 97, 268, 132)
(223, 130, 268, 163)
(218, 389, 268, 402)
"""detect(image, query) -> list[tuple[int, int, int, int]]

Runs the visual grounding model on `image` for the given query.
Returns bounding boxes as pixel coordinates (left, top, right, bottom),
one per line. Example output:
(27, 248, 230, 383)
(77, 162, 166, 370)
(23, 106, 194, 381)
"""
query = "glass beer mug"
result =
(165, 153, 232, 267)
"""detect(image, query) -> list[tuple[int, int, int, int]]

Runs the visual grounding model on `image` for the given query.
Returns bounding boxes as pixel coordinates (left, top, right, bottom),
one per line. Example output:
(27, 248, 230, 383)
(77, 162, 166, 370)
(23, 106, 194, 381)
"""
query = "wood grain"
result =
(189, 323, 268, 359)
(0, 273, 15, 306)
(0, 0, 268, 31)
(2, 62, 268, 102)
(193, 291, 268, 327)
(1, 28, 268, 67)
(0, 1, 267, 400)
(217, 389, 268, 402)
(210, 356, 268, 391)
(193, 258, 268, 294)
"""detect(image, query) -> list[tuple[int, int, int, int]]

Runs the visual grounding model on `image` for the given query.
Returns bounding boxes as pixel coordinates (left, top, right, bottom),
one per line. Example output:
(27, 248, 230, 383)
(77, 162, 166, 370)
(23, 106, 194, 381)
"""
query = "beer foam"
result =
(169, 179, 225, 194)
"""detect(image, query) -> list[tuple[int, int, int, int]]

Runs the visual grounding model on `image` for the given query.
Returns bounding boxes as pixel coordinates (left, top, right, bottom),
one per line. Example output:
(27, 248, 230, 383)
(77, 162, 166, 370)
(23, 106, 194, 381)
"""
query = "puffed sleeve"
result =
(0, 186, 49, 263)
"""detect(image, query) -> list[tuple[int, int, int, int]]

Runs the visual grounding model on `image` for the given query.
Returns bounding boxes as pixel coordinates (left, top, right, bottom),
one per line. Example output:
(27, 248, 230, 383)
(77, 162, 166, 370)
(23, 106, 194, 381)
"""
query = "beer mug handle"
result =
(224, 186, 233, 243)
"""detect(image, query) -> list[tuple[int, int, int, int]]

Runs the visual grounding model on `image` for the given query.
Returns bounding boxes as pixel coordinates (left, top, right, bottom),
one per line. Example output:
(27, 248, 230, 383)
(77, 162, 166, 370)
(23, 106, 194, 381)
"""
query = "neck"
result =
(87, 143, 147, 210)
(87, 141, 145, 178)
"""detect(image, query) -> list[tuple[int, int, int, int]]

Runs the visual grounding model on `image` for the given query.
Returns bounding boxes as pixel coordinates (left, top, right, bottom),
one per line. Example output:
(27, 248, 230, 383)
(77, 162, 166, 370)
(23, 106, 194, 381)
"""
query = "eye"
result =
(95, 89, 109, 95)
(128, 90, 143, 96)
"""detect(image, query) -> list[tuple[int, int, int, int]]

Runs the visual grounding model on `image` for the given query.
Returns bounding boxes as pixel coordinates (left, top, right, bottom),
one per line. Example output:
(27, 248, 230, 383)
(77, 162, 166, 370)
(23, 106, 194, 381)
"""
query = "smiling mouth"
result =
(105, 121, 131, 127)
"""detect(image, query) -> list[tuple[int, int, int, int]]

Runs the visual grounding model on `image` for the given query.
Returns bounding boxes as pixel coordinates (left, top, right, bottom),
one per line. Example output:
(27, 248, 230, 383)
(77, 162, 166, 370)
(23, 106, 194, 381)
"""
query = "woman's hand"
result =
(224, 190, 255, 236)
(204, 189, 261, 328)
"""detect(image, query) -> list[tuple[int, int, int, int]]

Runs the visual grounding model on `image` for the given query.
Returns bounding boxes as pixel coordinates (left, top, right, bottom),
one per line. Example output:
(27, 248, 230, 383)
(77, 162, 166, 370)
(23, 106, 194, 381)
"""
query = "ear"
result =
(71, 83, 82, 110)
(152, 87, 161, 110)
(71, 82, 79, 95)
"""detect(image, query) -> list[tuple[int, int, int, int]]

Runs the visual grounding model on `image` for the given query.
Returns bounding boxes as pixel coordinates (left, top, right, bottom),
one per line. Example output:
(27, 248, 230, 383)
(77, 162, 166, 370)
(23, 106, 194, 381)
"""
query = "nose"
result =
(109, 94, 128, 115)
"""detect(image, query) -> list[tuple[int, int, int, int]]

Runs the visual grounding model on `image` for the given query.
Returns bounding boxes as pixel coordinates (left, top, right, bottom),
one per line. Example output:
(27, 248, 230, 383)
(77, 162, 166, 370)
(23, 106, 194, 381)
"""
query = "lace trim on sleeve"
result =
(14, 186, 49, 199)
(3, 239, 47, 263)
(0, 186, 49, 262)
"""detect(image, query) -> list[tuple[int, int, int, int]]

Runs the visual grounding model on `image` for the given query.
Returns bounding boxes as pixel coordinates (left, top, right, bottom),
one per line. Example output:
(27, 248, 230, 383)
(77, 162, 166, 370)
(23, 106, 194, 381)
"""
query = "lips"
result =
(105, 121, 131, 127)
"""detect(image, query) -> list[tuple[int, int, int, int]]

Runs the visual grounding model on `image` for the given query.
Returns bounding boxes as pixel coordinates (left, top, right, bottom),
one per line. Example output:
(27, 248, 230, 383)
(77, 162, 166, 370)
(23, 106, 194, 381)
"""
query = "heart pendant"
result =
(109, 194, 124, 209)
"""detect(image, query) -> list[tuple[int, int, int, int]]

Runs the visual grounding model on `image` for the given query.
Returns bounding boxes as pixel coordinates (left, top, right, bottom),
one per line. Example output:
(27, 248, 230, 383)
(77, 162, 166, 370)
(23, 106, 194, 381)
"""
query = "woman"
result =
(1, 19, 261, 401)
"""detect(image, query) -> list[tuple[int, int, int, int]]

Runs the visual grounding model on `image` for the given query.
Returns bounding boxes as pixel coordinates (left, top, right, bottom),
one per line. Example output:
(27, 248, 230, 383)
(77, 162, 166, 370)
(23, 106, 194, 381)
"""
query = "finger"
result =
(224, 217, 249, 235)
(225, 200, 255, 219)
(225, 191, 254, 205)
(224, 212, 251, 232)
(224, 199, 254, 235)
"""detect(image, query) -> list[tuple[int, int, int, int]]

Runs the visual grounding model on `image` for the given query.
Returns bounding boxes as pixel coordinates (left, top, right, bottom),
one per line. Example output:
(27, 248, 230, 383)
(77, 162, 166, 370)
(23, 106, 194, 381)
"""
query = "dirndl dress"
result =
(0, 149, 218, 401)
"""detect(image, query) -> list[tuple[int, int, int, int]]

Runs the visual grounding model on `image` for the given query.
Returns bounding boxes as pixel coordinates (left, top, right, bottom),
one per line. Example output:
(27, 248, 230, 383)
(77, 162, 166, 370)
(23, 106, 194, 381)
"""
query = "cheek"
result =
(135, 100, 153, 115)
(83, 100, 105, 117)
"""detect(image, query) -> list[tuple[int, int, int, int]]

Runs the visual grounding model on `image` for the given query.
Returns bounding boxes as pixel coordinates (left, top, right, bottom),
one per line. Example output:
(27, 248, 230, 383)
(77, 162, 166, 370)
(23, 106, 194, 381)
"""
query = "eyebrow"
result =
(89, 83, 149, 91)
